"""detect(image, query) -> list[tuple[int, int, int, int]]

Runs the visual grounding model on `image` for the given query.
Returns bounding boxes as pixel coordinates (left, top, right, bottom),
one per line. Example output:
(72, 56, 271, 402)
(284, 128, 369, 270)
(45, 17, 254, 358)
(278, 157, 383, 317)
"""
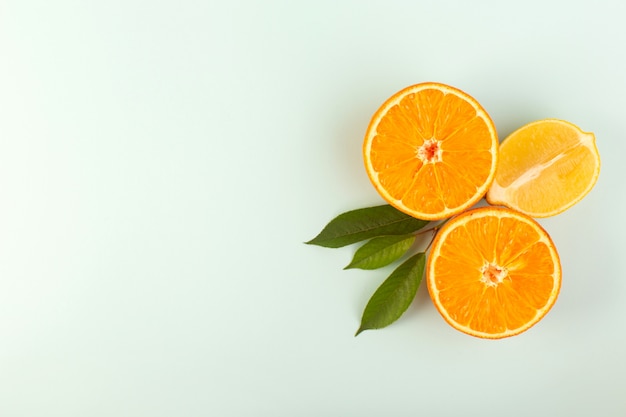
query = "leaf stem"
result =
(414, 221, 445, 236)
(420, 218, 450, 252)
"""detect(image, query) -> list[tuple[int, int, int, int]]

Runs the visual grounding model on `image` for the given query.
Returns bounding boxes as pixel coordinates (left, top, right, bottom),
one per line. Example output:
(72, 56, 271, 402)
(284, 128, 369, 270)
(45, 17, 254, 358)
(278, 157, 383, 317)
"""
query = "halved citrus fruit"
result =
(427, 206, 561, 339)
(363, 82, 498, 221)
(486, 119, 600, 218)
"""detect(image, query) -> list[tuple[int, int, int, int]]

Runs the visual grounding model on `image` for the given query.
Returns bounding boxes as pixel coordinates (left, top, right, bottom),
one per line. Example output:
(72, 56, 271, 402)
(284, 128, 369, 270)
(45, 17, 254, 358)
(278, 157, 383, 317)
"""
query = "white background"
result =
(1, 1, 625, 416)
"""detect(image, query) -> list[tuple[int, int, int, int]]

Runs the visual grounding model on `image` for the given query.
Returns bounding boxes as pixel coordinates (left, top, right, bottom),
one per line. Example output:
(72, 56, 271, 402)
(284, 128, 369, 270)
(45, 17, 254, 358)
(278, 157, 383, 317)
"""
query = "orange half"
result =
(363, 82, 498, 220)
(427, 206, 561, 339)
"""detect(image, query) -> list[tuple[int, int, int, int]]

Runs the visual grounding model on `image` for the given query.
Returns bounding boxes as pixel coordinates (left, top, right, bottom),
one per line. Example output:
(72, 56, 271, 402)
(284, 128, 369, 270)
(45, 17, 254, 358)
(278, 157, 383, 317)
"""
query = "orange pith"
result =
(363, 82, 498, 220)
(427, 207, 561, 339)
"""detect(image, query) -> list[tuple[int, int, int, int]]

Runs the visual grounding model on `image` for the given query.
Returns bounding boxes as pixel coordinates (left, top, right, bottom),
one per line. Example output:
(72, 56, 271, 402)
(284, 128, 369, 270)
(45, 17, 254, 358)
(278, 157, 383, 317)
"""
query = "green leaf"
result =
(345, 234, 416, 270)
(355, 252, 426, 336)
(305, 205, 429, 248)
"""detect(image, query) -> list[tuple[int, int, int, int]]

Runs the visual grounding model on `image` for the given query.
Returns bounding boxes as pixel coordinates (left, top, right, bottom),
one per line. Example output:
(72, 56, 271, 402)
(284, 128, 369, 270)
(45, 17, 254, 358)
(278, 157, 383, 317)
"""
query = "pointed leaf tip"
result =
(306, 205, 429, 248)
(356, 252, 426, 333)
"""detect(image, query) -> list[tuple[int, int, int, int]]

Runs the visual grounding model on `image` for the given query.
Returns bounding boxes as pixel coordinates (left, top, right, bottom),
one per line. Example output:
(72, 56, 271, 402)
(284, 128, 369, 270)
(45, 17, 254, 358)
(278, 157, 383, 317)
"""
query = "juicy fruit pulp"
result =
(427, 207, 562, 339)
(363, 82, 498, 220)
(487, 119, 600, 217)
(312, 83, 600, 339)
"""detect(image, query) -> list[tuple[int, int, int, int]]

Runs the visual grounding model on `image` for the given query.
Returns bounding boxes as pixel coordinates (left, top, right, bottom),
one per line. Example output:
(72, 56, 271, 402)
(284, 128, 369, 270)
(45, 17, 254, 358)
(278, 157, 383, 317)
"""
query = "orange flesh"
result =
(430, 210, 559, 336)
(367, 86, 496, 219)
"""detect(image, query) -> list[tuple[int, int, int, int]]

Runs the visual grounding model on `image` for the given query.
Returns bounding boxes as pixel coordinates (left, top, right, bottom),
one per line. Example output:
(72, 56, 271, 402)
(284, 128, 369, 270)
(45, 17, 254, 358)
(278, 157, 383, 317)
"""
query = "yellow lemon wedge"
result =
(486, 119, 600, 217)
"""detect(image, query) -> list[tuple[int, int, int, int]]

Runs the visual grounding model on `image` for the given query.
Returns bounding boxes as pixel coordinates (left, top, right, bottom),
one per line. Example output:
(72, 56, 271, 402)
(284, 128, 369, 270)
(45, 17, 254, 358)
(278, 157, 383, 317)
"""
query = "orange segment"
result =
(364, 82, 498, 220)
(486, 119, 601, 217)
(427, 207, 561, 339)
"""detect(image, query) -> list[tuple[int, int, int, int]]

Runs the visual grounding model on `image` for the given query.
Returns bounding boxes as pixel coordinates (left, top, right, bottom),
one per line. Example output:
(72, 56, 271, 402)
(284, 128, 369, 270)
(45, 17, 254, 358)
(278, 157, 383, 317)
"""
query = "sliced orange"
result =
(427, 206, 561, 339)
(363, 82, 499, 221)
(486, 119, 601, 217)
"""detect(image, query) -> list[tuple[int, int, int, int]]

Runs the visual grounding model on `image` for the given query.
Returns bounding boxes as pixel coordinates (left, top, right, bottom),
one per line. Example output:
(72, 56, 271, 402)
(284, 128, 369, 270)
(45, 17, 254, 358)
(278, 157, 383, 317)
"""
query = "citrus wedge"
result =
(486, 119, 600, 217)
(363, 82, 498, 220)
(427, 206, 561, 339)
